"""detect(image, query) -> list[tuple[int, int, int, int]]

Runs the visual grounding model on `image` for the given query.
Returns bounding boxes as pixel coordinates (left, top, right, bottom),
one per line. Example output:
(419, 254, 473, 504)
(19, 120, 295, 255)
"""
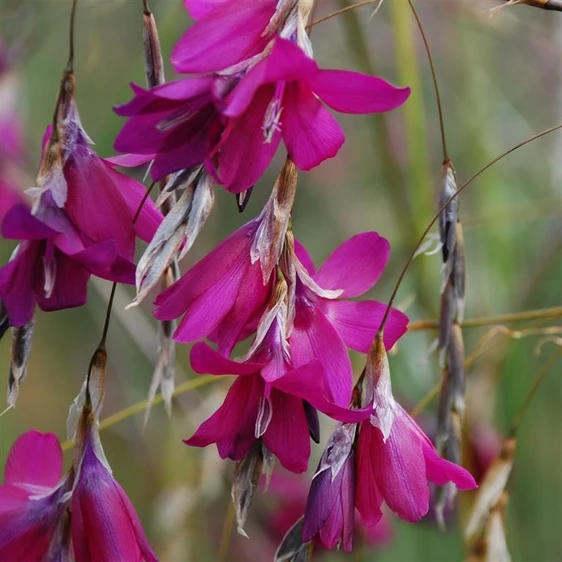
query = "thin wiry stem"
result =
(510, 349, 562, 435)
(406, 0, 448, 162)
(408, 305, 562, 332)
(307, 0, 378, 30)
(377, 124, 562, 338)
(66, 0, 79, 71)
(142, 0, 150, 15)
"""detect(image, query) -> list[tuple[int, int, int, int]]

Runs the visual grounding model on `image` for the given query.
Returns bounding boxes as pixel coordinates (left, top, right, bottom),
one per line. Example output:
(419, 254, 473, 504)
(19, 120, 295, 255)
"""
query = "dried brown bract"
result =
(232, 443, 274, 538)
(465, 436, 517, 542)
(7, 317, 35, 407)
(275, 518, 314, 562)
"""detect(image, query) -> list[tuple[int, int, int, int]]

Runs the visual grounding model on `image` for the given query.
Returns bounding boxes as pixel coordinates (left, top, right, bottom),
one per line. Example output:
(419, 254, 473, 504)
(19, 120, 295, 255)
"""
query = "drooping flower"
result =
(114, 39, 409, 193)
(355, 338, 477, 526)
(290, 231, 409, 406)
(67, 346, 158, 562)
(302, 423, 357, 551)
(153, 216, 272, 352)
(0, 431, 70, 560)
(0, 200, 135, 328)
(0, 72, 162, 328)
(209, 38, 410, 193)
(71, 432, 158, 562)
(185, 313, 369, 473)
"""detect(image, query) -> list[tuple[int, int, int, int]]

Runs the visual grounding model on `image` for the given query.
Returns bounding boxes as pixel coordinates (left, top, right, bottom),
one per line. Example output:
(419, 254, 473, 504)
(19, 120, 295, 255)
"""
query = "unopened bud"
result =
(143, 6, 165, 88)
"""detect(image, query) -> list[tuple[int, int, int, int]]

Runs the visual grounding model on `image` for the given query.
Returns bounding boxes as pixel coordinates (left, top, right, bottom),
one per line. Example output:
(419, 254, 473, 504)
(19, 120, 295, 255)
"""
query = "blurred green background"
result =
(1, 0, 561, 560)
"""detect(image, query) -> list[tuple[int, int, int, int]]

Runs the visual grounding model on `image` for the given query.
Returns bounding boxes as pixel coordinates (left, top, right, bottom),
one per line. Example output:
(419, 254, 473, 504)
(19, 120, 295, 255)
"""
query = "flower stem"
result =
(408, 306, 562, 332)
(509, 349, 562, 435)
(217, 503, 236, 562)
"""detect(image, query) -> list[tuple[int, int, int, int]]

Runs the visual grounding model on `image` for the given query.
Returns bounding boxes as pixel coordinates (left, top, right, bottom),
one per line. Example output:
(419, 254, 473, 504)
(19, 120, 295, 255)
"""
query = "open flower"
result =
(210, 38, 410, 193)
(186, 313, 369, 473)
(291, 231, 409, 406)
(355, 339, 477, 525)
(0, 431, 69, 560)
(114, 39, 409, 193)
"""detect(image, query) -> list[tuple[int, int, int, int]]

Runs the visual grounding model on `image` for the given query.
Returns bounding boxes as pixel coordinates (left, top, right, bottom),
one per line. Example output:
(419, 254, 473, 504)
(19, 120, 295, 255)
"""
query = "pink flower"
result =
(290, 232, 409, 406)
(210, 38, 410, 193)
(0, 118, 162, 327)
(355, 342, 477, 525)
(153, 218, 272, 353)
(0, 431, 68, 560)
(114, 78, 219, 181)
(0, 201, 134, 327)
(303, 424, 357, 551)
(114, 40, 409, 193)
(185, 318, 369, 472)
(71, 435, 158, 562)
(173, 0, 278, 73)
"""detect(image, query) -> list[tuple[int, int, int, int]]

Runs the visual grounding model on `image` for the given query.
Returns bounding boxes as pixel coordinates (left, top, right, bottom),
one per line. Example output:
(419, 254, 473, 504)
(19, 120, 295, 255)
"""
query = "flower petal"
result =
(355, 423, 384, 527)
(372, 415, 430, 522)
(34, 252, 89, 312)
(190, 342, 264, 375)
(290, 309, 353, 406)
(100, 161, 162, 244)
(323, 300, 409, 352)
(214, 89, 281, 194)
(1, 204, 59, 240)
(263, 389, 310, 473)
(311, 70, 411, 114)
(273, 362, 370, 423)
(185, 375, 262, 462)
(314, 232, 389, 297)
(154, 220, 256, 321)
(0, 243, 39, 327)
(282, 82, 344, 171)
(171, 1, 275, 73)
(294, 238, 316, 275)
(64, 147, 135, 261)
(183, 0, 231, 20)
(4, 431, 62, 489)
(423, 441, 477, 491)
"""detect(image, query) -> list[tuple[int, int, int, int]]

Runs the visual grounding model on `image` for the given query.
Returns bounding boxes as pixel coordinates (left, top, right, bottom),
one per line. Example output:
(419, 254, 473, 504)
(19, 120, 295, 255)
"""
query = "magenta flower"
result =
(114, 39, 409, 193)
(114, 77, 219, 182)
(153, 218, 272, 354)
(186, 321, 369, 473)
(355, 348, 477, 525)
(173, 0, 278, 73)
(0, 200, 133, 328)
(302, 424, 357, 551)
(208, 38, 410, 193)
(71, 435, 158, 562)
(0, 120, 162, 328)
(0, 431, 68, 560)
(290, 232, 409, 406)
